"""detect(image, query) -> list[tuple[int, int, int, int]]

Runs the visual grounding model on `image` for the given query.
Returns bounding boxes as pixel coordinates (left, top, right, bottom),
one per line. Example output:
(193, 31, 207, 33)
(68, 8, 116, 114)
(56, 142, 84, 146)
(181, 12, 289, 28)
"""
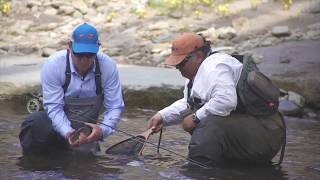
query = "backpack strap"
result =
(94, 57, 102, 95)
(63, 49, 72, 93)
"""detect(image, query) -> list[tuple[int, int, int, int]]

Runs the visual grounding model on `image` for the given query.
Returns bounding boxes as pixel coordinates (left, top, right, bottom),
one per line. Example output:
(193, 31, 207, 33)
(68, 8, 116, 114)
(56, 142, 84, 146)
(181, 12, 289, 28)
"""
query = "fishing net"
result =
(105, 135, 146, 155)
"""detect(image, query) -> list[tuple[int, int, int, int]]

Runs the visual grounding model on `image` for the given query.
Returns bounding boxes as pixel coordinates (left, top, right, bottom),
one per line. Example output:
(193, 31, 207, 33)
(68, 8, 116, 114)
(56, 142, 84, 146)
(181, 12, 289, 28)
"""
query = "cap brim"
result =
(72, 43, 99, 53)
(164, 54, 187, 66)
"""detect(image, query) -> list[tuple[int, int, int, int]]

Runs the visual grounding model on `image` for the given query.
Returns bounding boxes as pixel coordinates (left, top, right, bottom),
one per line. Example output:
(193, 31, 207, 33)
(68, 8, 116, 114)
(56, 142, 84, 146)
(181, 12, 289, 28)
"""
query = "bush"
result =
(0, 0, 10, 15)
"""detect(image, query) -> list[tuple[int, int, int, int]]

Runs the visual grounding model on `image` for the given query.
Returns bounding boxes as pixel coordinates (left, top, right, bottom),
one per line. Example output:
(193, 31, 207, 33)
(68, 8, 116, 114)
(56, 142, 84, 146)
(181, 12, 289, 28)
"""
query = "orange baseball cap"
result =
(164, 32, 204, 66)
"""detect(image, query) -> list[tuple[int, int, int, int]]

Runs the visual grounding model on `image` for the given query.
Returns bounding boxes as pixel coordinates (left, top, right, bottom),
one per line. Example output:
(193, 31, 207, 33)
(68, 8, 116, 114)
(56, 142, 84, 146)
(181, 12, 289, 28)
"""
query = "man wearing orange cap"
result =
(148, 32, 284, 167)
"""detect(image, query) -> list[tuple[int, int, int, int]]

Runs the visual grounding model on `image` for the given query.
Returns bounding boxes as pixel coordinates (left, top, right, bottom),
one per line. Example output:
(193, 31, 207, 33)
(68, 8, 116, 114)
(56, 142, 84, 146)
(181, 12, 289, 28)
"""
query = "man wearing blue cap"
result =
(19, 22, 125, 154)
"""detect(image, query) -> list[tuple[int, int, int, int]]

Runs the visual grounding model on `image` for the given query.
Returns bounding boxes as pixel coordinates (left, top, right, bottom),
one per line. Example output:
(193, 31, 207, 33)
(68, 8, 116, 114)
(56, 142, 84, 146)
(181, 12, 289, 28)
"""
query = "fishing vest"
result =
(187, 53, 279, 116)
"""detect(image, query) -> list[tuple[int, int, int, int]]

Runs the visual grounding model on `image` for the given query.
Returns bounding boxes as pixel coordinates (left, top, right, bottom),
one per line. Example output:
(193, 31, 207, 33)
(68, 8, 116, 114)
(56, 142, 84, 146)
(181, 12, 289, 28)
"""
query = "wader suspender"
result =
(63, 50, 102, 95)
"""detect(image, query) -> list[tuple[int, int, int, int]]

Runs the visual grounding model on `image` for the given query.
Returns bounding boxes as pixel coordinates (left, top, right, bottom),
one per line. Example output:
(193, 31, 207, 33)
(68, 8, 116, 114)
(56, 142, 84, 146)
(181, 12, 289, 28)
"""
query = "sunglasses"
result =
(72, 50, 96, 59)
(175, 52, 196, 69)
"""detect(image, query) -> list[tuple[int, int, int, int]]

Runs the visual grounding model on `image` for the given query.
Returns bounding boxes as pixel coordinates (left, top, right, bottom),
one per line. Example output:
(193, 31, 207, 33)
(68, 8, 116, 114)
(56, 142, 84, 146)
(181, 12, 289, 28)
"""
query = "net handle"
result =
(138, 128, 154, 155)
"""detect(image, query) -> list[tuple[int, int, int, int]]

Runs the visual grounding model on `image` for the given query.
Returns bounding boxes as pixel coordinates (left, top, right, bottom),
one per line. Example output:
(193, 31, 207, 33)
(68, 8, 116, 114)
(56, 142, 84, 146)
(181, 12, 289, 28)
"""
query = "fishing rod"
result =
(69, 110, 210, 169)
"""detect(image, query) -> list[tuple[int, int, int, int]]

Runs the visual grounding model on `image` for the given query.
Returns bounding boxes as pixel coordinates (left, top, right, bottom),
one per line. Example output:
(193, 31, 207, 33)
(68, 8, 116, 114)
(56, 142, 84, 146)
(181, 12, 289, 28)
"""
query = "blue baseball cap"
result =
(71, 22, 99, 53)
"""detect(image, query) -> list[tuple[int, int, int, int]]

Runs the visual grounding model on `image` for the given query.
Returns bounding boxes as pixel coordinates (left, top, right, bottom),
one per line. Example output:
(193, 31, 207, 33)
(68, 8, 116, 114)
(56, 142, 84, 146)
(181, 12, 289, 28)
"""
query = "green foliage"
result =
(0, 0, 10, 15)
(148, 0, 235, 16)
(147, 0, 295, 17)
(281, 0, 292, 10)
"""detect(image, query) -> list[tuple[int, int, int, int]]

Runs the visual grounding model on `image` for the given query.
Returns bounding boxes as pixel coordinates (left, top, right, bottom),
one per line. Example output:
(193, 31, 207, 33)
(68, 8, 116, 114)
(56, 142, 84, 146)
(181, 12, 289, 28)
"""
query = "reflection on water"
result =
(0, 101, 319, 179)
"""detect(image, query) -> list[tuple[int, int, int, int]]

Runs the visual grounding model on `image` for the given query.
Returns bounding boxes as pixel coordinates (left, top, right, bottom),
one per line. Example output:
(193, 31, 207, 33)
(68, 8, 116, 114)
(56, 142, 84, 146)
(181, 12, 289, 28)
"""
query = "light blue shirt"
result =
(41, 50, 125, 138)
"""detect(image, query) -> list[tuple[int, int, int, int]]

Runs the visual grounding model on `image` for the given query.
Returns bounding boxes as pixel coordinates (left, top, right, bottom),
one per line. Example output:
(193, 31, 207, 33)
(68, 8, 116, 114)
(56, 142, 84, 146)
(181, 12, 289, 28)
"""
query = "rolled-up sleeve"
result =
(159, 82, 189, 125)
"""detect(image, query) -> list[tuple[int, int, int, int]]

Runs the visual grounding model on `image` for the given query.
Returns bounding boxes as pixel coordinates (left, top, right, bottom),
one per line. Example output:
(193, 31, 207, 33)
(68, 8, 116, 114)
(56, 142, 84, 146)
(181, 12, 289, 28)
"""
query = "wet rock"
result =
(279, 56, 291, 63)
(288, 91, 305, 108)
(272, 26, 291, 37)
(279, 99, 303, 116)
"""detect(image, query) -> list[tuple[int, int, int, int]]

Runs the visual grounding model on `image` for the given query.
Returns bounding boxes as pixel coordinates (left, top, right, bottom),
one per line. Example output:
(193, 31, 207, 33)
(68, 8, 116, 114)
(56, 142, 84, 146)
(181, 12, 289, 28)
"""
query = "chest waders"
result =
(63, 50, 104, 153)
(186, 52, 286, 165)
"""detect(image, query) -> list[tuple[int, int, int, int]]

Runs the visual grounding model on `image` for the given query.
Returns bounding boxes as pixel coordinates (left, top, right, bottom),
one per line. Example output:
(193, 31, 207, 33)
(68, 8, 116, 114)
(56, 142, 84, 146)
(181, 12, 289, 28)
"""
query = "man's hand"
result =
(84, 122, 103, 143)
(182, 114, 196, 134)
(147, 112, 164, 133)
(67, 123, 103, 147)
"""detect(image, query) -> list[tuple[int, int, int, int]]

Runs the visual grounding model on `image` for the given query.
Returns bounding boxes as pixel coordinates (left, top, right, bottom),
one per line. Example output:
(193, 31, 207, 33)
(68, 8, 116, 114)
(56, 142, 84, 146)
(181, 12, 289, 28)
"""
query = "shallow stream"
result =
(0, 101, 319, 179)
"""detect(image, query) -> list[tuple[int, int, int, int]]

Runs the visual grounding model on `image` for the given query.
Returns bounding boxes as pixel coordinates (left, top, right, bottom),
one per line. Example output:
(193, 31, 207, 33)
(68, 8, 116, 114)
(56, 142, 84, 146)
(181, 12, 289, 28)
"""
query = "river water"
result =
(0, 101, 319, 180)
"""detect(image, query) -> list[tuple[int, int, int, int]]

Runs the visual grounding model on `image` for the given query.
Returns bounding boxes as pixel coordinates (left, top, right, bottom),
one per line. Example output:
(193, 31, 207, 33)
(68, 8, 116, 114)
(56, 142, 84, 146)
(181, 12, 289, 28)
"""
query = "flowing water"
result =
(0, 101, 319, 180)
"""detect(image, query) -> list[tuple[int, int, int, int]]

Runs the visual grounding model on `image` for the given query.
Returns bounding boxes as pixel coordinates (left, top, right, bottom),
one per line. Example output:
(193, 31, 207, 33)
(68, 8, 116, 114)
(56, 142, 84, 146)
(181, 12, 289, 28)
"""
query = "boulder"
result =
(272, 26, 291, 37)
(253, 40, 320, 108)
(279, 100, 303, 117)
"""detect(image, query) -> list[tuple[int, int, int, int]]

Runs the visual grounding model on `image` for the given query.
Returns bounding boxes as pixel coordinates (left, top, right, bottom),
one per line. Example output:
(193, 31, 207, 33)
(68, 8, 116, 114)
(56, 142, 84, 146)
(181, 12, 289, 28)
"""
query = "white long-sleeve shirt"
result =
(159, 53, 243, 125)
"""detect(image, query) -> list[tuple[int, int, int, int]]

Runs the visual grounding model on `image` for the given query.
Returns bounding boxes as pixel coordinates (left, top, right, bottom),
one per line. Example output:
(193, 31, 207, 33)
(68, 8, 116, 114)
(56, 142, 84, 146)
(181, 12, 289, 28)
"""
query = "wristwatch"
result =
(192, 113, 200, 124)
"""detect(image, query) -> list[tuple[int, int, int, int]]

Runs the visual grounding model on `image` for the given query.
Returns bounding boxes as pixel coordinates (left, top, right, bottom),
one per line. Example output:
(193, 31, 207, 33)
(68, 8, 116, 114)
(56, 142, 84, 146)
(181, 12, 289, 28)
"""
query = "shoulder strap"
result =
(94, 56, 102, 95)
(63, 50, 71, 93)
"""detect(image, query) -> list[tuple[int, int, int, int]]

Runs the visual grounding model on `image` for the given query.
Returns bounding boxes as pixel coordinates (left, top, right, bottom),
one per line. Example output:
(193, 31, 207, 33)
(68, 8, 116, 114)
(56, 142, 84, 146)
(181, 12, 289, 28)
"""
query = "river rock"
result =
(279, 56, 291, 63)
(26, 0, 42, 8)
(278, 99, 303, 117)
(8, 20, 33, 35)
(232, 17, 250, 32)
(43, 7, 58, 15)
(198, 28, 218, 42)
(148, 22, 170, 31)
(253, 40, 320, 108)
(72, 0, 88, 14)
(260, 37, 279, 47)
(272, 26, 291, 37)
(58, 6, 76, 16)
(288, 91, 305, 108)
(217, 27, 237, 40)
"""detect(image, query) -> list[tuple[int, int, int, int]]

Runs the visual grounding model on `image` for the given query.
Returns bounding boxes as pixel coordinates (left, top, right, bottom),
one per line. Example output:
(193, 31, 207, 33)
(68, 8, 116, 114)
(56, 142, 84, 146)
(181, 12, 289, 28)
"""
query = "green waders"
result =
(188, 112, 284, 166)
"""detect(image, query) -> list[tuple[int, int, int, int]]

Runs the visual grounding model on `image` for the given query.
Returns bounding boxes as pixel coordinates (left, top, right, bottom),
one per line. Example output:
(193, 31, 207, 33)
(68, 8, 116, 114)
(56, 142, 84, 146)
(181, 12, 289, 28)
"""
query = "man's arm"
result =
(41, 54, 74, 138)
(99, 55, 125, 138)
(195, 63, 238, 121)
